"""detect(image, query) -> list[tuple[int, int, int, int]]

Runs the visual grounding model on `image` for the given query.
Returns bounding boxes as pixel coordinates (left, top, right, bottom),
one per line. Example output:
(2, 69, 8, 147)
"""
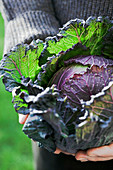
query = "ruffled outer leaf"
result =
(0, 41, 43, 92)
(64, 55, 113, 68)
(12, 80, 44, 114)
(39, 16, 113, 67)
(22, 84, 113, 153)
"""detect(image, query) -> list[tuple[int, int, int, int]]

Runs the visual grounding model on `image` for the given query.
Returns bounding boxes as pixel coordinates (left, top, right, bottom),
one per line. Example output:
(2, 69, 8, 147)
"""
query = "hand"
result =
(54, 143, 113, 162)
(75, 143, 113, 162)
(19, 114, 29, 124)
(54, 148, 75, 156)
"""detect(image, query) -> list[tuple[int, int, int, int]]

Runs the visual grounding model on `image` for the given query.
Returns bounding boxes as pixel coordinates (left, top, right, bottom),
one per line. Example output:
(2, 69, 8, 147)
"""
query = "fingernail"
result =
(79, 158, 88, 162)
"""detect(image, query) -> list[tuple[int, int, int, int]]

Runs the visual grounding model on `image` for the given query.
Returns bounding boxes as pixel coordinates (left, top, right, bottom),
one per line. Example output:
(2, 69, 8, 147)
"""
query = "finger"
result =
(54, 148, 75, 156)
(75, 150, 113, 162)
(19, 114, 29, 124)
(86, 156, 113, 162)
(75, 150, 87, 160)
(54, 148, 62, 154)
(86, 144, 113, 157)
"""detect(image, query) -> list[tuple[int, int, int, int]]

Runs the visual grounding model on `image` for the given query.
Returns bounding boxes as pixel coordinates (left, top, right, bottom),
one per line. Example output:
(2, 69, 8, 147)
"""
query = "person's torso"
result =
(52, 0, 113, 25)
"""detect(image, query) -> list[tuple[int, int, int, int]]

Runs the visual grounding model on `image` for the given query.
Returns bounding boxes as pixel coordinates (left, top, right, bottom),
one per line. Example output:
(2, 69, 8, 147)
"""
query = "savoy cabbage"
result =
(0, 16, 113, 153)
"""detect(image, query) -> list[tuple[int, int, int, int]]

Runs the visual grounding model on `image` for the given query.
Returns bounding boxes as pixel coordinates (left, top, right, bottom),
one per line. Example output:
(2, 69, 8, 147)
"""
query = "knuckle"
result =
(87, 149, 95, 156)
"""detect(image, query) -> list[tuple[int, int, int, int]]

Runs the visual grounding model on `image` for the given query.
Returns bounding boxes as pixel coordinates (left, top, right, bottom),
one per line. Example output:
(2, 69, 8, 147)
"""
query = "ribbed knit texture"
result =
(4, 11, 60, 53)
(53, 0, 113, 25)
(0, 0, 113, 53)
(0, 0, 60, 53)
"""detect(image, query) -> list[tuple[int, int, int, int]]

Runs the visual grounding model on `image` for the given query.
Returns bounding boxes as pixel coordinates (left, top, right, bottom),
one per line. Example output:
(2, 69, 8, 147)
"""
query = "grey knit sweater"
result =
(0, 0, 113, 54)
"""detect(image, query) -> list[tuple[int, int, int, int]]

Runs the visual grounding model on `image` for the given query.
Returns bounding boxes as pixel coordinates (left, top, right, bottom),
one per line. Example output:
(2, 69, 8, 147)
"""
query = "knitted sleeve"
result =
(0, 0, 60, 53)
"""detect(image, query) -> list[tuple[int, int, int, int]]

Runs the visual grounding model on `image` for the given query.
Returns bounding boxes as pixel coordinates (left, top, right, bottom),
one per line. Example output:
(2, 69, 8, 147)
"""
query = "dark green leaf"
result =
(23, 114, 56, 152)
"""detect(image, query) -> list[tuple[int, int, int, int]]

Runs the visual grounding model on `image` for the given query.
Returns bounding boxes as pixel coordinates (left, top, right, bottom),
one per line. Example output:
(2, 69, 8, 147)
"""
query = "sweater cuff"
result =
(4, 11, 60, 53)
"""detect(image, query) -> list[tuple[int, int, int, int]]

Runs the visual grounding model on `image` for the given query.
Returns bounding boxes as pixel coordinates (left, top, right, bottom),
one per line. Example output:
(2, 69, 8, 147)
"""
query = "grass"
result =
(0, 13, 34, 170)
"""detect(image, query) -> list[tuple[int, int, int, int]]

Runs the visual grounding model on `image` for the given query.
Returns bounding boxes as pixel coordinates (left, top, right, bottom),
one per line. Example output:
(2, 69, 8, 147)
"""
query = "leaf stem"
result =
(91, 105, 113, 113)
(9, 58, 22, 77)
(91, 108, 109, 118)
(71, 24, 81, 43)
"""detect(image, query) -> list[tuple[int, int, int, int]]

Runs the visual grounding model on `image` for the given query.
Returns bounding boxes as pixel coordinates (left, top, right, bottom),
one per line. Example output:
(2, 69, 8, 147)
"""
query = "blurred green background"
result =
(0, 13, 34, 170)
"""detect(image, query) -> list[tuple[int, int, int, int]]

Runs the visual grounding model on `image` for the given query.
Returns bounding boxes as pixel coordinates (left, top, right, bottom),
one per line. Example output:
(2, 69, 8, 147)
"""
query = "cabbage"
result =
(0, 16, 113, 153)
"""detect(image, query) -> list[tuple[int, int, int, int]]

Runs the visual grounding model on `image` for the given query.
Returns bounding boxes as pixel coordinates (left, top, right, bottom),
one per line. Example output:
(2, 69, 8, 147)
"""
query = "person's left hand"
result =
(55, 143, 113, 162)
(75, 143, 113, 162)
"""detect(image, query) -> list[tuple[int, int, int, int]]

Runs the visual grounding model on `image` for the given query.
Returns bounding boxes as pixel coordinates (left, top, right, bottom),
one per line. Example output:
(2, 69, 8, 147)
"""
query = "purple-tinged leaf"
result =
(51, 65, 113, 108)
(64, 55, 113, 68)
